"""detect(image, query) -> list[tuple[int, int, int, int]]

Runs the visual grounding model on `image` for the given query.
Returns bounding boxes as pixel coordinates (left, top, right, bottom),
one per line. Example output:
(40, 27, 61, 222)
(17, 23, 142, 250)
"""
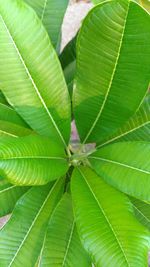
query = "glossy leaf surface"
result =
(0, 0, 71, 147)
(39, 193, 90, 267)
(71, 167, 150, 267)
(0, 136, 68, 186)
(0, 103, 32, 137)
(98, 94, 150, 148)
(89, 142, 150, 201)
(0, 178, 29, 217)
(0, 177, 64, 267)
(73, 0, 150, 144)
(24, 0, 69, 49)
(130, 197, 150, 231)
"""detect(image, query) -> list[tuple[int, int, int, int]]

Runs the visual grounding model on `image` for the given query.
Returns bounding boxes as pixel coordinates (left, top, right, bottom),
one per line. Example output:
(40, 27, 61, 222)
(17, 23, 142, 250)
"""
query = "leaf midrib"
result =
(0, 130, 17, 138)
(82, 1, 130, 144)
(0, 102, 14, 111)
(37, 199, 75, 266)
(132, 203, 150, 225)
(41, 0, 48, 22)
(0, 156, 66, 161)
(97, 120, 150, 149)
(37, 199, 63, 266)
(0, 185, 16, 194)
(89, 156, 150, 175)
(78, 168, 130, 266)
(0, 15, 66, 148)
(62, 221, 75, 267)
(7, 179, 60, 267)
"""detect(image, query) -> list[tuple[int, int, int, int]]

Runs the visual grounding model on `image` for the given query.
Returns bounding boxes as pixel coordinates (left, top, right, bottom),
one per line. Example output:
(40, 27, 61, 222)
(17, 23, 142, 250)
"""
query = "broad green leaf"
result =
(24, 0, 69, 49)
(130, 197, 150, 231)
(0, 103, 28, 128)
(0, 177, 29, 217)
(0, 135, 68, 186)
(88, 141, 150, 201)
(0, 0, 71, 148)
(0, 122, 33, 138)
(71, 167, 150, 267)
(39, 193, 90, 267)
(73, 0, 150, 144)
(97, 94, 150, 148)
(0, 103, 32, 137)
(0, 177, 64, 267)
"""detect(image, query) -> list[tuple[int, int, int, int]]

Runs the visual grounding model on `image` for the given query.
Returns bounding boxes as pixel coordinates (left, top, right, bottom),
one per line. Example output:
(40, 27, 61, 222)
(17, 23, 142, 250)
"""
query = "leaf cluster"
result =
(0, 0, 150, 266)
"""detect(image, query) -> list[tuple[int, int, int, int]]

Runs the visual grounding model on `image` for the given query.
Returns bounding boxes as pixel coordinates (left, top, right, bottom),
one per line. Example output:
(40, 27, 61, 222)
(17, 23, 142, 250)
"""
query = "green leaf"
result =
(0, 135, 68, 186)
(64, 61, 76, 98)
(0, 177, 29, 217)
(71, 166, 150, 267)
(97, 93, 150, 148)
(0, 103, 28, 128)
(60, 36, 77, 97)
(0, 122, 33, 138)
(0, 177, 64, 267)
(0, 103, 32, 137)
(39, 193, 90, 267)
(135, 0, 150, 12)
(88, 141, 150, 201)
(73, 0, 150, 145)
(60, 35, 77, 70)
(0, 0, 71, 147)
(130, 196, 150, 231)
(24, 0, 69, 49)
(0, 90, 8, 105)
(141, 0, 150, 12)
(90, 0, 105, 4)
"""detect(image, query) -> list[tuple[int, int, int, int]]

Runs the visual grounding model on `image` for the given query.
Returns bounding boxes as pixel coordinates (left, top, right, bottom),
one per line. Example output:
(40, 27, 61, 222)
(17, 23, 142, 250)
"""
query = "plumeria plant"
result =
(0, 0, 150, 266)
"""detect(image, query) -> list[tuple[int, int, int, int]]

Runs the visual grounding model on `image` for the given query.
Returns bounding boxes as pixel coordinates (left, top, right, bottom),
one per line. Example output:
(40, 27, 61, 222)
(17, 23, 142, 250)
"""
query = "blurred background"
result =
(62, 0, 93, 49)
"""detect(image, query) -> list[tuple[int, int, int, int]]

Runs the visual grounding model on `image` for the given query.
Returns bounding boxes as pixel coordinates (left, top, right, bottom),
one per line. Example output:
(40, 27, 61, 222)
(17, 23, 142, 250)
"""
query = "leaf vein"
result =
(0, 15, 66, 147)
(83, 1, 130, 143)
(78, 167, 130, 266)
